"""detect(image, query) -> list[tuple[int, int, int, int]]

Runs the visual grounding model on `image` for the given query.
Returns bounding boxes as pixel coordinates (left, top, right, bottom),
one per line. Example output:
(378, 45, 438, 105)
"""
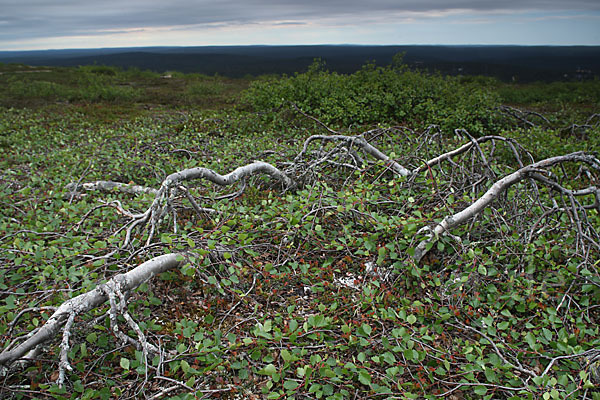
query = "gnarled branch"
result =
(0, 253, 184, 368)
(295, 134, 411, 177)
(413, 152, 600, 263)
(67, 161, 294, 246)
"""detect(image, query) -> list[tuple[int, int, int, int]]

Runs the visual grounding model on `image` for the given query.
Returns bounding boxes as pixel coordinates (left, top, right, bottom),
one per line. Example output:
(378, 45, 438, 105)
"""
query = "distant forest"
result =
(1, 45, 599, 82)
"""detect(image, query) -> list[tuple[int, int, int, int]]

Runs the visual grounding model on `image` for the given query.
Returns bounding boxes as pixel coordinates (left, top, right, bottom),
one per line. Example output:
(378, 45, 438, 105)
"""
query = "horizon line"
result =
(2, 43, 600, 53)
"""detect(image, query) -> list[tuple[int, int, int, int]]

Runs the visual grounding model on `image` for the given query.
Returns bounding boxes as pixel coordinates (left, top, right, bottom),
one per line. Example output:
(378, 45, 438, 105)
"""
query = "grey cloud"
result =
(1, 0, 598, 42)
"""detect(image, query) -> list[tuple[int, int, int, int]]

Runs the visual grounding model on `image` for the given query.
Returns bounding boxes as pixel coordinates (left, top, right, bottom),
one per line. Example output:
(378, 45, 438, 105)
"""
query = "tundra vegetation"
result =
(0, 60, 599, 399)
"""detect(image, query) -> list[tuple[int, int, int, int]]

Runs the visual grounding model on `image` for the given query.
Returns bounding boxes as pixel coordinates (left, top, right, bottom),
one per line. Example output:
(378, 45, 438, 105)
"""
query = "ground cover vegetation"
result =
(0, 59, 599, 399)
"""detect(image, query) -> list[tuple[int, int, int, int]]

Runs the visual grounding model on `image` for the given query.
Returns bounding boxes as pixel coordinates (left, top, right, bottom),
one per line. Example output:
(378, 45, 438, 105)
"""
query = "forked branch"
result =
(295, 134, 412, 177)
(413, 151, 600, 263)
(0, 253, 184, 368)
(67, 161, 294, 246)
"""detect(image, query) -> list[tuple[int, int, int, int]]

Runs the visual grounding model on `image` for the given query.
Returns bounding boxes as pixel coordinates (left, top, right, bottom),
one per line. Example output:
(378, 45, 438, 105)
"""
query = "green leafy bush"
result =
(243, 58, 502, 134)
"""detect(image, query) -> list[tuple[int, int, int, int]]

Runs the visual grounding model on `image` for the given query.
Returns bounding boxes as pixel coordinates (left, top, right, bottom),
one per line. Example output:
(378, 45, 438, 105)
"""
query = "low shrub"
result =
(242, 57, 502, 134)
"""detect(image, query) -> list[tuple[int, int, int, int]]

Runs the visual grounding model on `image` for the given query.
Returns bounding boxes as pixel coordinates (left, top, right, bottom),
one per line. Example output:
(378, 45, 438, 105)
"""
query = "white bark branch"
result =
(159, 160, 294, 189)
(413, 135, 530, 175)
(0, 253, 184, 367)
(413, 152, 600, 263)
(295, 134, 411, 177)
(295, 133, 532, 181)
(66, 181, 159, 196)
(67, 161, 294, 246)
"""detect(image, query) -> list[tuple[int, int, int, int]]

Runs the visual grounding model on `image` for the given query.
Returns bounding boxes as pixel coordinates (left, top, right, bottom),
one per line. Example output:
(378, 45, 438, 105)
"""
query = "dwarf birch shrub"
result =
(243, 58, 501, 134)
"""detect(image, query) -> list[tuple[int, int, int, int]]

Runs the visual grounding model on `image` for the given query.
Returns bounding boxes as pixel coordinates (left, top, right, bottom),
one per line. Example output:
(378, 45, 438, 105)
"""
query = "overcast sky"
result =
(1, 0, 599, 50)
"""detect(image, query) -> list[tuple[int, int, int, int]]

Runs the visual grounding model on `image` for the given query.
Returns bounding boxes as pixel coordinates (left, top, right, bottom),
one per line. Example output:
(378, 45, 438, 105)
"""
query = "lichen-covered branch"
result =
(66, 180, 159, 196)
(413, 152, 600, 263)
(0, 253, 184, 368)
(295, 134, 411, 177)
(413, 134, 532, 175)
(67, 161, 294, 246)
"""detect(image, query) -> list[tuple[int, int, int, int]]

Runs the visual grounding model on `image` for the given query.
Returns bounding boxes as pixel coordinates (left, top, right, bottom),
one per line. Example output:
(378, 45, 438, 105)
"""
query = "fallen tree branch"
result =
(413, 134, 532, 175)
(498, 105, 551, 127)
(450, 322, 536, 379)
(413, 151, 600, 263)
(67, 161, 294, 246)
(0, 253, 184, 368)
(139, 161, 294, 245)
(296, 130, 535, 183)
(65, 180, 159, 196)
(295, 134, 411, 177)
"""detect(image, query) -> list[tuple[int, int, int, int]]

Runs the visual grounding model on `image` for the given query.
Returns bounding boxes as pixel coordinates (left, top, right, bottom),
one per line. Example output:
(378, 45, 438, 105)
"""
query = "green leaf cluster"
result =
(243, 57, 502, 134)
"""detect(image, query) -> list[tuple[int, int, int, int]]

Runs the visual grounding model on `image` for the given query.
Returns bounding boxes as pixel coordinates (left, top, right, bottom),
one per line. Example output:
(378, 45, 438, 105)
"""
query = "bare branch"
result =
(67, 161, 294, 246)
(0, 253, 184, 367)
(413, 152, 600, 263)
(295, 134, 411, 177)
(66, 180, 159, 196)
(413, 134, 532, 175)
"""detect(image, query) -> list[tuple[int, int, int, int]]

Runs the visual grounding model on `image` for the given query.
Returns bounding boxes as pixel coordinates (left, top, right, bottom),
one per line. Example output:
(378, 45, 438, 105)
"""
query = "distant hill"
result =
(1, 45, 598, 82)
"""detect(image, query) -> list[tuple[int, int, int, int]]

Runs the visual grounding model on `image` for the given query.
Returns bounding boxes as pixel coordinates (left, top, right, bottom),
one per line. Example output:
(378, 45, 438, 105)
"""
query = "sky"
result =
(1, 1, 599, 50)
